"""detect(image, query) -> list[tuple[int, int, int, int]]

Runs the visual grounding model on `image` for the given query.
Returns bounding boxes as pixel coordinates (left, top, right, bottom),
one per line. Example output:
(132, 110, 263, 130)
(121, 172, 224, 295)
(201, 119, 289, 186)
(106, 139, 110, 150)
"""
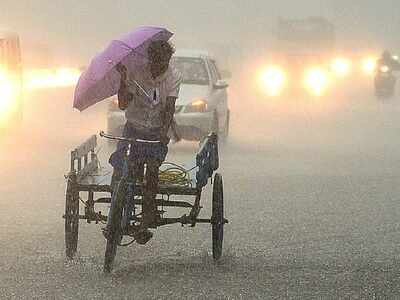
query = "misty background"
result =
(3, 2, 400, 298)
(1, 0, 399, 67)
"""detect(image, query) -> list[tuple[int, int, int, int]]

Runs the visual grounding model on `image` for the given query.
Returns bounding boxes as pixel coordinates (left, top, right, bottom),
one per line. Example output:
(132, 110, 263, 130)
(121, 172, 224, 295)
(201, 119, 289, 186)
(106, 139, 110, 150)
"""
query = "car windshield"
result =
(171, 57, 209, 85)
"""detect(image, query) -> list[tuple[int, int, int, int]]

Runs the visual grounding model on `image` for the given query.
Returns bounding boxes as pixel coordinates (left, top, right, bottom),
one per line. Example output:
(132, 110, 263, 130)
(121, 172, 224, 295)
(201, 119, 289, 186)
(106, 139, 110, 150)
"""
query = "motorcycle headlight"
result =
(380, 65, 390, 73)
(185, 99, 208, 113)
(259, 66, 286, 96)
(304, 67, 329, 96)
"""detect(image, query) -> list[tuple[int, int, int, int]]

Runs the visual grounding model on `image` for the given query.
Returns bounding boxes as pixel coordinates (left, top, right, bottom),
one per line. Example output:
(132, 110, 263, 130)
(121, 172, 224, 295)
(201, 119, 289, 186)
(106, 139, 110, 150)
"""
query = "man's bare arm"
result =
(117, 83, 132, 110)
(116, 63, 131, 110)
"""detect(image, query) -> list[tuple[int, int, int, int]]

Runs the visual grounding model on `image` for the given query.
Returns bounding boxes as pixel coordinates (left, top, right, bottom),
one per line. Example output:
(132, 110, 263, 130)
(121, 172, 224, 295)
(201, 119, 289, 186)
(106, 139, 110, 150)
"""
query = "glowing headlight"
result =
(185, 99, 208, 113)
(24, 68, 81, 90)
(0, 69, 15, 112)
(380, 65, 390, 73)
(259, 66, 286, 96)
(0, 68, 21, 127)
(392, 55, 399, 61)
(331, 58, 351, 77)
(362, 57, 377, 75)
(304, 67, 329, 96)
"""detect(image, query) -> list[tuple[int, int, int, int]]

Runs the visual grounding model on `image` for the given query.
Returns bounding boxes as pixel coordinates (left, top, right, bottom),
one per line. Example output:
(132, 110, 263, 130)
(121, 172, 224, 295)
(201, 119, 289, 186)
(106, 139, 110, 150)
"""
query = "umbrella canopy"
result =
(73, 26, 173, 111)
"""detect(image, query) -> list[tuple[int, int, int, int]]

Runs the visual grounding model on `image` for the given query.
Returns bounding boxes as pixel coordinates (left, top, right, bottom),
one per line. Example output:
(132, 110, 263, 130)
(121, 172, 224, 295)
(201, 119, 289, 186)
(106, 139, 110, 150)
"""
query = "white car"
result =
(107, 50, 230, 141)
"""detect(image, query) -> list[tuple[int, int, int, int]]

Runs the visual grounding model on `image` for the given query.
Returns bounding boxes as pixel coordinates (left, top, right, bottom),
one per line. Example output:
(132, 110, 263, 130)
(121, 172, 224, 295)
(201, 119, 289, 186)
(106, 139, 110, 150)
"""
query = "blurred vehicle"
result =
(0, 30, 23, 128)
(107, 50, 230, 141)
(375, 51, 400, 74)
(374, 65, 396, 99)
(374, 51, 400, 99)
(260, 54, 332, 97)
(259, 17, 335, 97)
(258, 17, 385, 97)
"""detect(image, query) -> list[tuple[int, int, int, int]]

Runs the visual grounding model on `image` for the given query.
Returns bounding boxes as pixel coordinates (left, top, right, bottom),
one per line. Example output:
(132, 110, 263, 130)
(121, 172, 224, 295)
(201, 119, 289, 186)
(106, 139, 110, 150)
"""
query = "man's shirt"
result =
(124, 61, 181, 130)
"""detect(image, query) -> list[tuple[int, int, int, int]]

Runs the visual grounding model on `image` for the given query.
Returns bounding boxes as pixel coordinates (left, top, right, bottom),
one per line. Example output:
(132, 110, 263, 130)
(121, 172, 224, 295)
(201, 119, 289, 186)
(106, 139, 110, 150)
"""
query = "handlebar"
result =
(99, 131, 160, 144)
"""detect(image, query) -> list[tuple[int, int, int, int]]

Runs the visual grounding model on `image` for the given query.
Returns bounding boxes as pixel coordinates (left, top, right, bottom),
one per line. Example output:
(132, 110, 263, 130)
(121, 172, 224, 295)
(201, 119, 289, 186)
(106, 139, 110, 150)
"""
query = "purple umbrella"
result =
(73, 26, 173, 111)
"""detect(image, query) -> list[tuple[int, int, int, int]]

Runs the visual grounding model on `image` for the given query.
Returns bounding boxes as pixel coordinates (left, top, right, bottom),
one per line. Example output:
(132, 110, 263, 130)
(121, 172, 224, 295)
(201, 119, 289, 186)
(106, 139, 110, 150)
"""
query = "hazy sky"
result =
(1, 0, 399, 64)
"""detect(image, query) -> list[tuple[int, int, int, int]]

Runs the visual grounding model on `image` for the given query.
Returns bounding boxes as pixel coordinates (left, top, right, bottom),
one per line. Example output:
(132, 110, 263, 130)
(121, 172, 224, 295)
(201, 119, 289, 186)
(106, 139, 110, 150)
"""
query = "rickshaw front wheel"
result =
(104, 178, 127, 273)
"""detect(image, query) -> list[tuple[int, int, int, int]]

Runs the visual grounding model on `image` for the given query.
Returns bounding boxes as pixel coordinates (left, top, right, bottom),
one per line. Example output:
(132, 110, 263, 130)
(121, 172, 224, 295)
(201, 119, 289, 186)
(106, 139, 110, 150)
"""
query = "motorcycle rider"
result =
(376, 50, 400, 72)
(374, 50, 400, 98)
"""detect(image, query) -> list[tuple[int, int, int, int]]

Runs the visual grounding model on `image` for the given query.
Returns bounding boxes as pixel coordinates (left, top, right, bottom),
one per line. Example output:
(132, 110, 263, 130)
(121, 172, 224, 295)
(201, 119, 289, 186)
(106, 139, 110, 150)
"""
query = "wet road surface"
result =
(1, 87, 400, 299)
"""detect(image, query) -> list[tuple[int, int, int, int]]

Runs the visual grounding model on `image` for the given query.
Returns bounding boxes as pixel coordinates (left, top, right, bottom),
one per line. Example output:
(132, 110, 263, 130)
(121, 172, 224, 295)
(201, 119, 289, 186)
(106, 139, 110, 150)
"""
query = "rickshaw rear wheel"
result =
(104, 178, 127, 273)
(65, 180, 79, 259)
(212, 173, 224, 261)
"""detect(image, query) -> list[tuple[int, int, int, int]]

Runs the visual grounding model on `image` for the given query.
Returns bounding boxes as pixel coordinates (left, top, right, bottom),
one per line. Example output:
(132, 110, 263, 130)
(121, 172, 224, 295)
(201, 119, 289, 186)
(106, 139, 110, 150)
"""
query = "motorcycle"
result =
(374, 65, 396, 99)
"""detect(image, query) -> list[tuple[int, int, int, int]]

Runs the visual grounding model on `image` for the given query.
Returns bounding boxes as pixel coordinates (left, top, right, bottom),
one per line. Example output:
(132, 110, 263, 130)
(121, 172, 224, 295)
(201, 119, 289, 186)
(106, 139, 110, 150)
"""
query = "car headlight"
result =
(331, 58, 351, 77)
(259, 66, 286, 96)
(0, 69, 17, 117)
(361, 57, 377, 75)
(304, 67, 329, 96)
(185, 99, 208, 113)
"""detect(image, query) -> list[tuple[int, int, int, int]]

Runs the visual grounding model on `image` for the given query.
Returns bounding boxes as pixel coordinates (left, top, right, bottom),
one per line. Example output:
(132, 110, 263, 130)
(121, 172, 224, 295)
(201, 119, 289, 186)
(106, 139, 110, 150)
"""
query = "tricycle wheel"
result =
(104, 178, 127, 273)
(212, 173, 224, 261)
(65, 179, 79, 259)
